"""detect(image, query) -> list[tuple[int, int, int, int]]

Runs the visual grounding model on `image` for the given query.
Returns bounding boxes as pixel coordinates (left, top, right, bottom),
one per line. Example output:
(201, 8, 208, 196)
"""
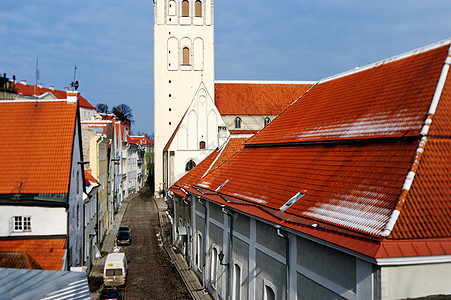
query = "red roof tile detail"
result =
(14, 83, 95, 109)
(248, 45, 450, 145)
(391, 138, 451, 239)
(0, 251, 42, 269)
(0, 238, 66, 270)
(0, 101, 77, 194)
(130, 136, 154, 145)
(215, 83, 314, 115)
(84, 170, 99, 187)
(429, 71, 451, 137)
(197, 141, 418, 237)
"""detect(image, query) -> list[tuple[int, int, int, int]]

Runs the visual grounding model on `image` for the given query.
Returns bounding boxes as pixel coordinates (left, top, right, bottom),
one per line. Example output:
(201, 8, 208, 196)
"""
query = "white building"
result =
(154, 0, 216, 195)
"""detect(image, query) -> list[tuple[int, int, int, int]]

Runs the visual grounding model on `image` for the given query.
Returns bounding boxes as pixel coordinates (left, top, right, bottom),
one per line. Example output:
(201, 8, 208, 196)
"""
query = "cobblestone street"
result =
(121, 189, 191, 299)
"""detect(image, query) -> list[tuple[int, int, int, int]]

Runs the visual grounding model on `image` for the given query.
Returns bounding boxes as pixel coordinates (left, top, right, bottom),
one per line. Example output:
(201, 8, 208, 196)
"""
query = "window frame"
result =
(234, 117, 242, 129)
(263, 278, 277, 300)
(195, 0, 202, 17)
(185, 159, 197, 171)
(13, 215, 31, 232)
(182, 0, 189, 17)
(232, 260, 242, 300)
(182, 47, 190, 66)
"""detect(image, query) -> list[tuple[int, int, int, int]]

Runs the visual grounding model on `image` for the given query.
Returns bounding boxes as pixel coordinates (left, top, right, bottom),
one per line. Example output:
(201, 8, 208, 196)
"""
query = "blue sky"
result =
(1, 1, 451, 136)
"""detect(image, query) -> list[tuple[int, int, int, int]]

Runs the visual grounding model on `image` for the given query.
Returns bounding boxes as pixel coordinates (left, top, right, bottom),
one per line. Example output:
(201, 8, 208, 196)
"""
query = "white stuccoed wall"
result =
(154, 0, 215, 194)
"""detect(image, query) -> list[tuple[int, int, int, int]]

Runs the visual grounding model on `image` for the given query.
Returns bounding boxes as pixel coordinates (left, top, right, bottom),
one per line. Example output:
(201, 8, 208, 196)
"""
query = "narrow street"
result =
(119, 188, 192, 299)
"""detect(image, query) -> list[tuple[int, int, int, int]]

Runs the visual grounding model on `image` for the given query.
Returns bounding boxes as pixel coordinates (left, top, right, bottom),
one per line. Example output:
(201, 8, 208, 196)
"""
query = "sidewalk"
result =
(154, 196, 213, 300)
(89, 191, 140, 299)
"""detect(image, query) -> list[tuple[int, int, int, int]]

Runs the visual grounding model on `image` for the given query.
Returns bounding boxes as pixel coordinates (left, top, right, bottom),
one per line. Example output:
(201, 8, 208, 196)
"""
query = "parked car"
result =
(116, 226, 131, 245)
(100, 287, 121, 300)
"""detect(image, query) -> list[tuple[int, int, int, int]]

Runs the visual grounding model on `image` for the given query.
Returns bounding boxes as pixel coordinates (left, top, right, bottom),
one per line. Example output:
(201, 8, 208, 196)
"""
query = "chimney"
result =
(49, 86, 55, 91)
(37, 83, 43, 89)
(66, 91, 79, 104)
(20, 80, 27, 86)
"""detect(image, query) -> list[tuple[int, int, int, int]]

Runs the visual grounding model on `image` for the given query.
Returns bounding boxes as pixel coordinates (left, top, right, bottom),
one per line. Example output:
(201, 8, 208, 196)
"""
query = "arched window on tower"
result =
(186, 160, 196, 171)
(195, 0, 202, 17)
(168, 0, 176, 15)
(199, 141, 206, 149)
(235, 117, 242, 129)
(182, 0, 189, 17)
(182, 47, 190, 65)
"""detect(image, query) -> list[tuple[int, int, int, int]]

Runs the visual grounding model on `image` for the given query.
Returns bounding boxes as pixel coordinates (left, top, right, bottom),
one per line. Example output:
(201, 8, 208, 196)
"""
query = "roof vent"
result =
(37, 83, 43, 88)
(49, 86, 55, 91)
(280, 192, 305, 211)
(20, 80, 27, 86)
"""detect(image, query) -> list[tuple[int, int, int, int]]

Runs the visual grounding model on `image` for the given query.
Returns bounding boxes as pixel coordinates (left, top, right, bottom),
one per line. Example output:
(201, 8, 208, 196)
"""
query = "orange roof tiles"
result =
(188, 40, 451, 258)
(0, 238, 66, 270)
(0, 100, 77, 195)
(171, 135, 249, 195)
(14, 83, 95, 109)
(215, 82, 314, 115)
(248, 45, 450, 145)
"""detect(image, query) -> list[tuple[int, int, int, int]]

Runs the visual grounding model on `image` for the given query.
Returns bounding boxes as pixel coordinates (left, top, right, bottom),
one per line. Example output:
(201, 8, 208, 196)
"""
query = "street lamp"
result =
(218, 250, 229, 267)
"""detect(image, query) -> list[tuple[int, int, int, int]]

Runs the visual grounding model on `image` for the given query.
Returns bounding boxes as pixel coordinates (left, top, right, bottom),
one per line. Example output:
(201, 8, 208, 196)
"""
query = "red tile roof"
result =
(0, 238, 66, 270)
(0, 251, 42, 269)
(14, 83, 95, 109)
(0, 100, 77, 194)
(215, 82, 315, 115)
(170, 135, 249, 195)
(189, 40, 451, 258)
(247, 45, 449, 145)
(130, 136, 154, 146)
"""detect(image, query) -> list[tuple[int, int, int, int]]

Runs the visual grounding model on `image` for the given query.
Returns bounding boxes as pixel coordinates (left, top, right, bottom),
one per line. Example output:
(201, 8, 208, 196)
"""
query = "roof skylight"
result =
(280, 192, 305, 211)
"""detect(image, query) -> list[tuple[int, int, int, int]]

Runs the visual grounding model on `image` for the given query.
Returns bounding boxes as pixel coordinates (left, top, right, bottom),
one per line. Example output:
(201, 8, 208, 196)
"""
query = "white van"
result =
(103, 253, 127, 286)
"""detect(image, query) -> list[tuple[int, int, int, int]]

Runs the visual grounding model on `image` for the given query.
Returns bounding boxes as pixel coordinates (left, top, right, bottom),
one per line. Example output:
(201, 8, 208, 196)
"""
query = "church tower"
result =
(154, 0, 215, 194)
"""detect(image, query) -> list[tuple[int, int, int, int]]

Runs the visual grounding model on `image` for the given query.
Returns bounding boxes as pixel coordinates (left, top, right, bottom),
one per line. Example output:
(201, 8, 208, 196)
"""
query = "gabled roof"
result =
(214, 81, 315, 115)
(14, 83, 96, 109)
(192, 40, 451, 258)
(0, 100, 78, 196)
(0, 238, 66, 270)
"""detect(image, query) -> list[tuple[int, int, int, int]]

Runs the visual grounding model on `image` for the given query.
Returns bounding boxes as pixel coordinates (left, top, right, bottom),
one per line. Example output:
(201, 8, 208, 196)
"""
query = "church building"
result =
(153, 0, 315, 195)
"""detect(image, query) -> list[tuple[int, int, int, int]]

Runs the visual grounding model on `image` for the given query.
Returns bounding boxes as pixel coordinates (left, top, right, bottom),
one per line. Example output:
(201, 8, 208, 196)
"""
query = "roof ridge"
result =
(321, 38, 451, 84)
(381, 44, 451, 237)
(0, 99, 70, 103)
(215, 80, 317, 85)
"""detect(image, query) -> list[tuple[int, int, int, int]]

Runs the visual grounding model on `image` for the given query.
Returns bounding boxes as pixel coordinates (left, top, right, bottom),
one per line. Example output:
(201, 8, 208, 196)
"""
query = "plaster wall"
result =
(381, 262, 451, 299)
(222, 115, 277, 131)
(0, 206, 67, 236)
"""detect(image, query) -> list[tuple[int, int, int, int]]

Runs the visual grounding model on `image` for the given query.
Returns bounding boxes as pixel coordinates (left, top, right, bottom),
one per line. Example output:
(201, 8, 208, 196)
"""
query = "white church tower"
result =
(154, 0, 219, 194)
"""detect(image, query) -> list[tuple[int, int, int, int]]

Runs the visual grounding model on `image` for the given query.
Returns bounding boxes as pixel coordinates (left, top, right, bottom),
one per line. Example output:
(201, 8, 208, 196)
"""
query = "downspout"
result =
(198, 196, 208, 290)
(222, 206, 234, 300)
(381, 48, 451, 237)
(184, 198, 192, 268)
(275, 226, 290, 300)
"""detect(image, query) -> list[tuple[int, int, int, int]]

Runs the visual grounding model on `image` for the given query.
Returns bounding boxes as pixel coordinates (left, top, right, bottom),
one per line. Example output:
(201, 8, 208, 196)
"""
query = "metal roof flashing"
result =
(280, 192, 305, 211)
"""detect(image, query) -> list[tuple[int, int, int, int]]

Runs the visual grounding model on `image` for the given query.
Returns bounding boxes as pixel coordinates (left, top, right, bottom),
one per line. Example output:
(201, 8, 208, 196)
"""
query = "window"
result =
(182, 47, 190, 65)
(232, 263, 242, 300)
(168, 0, 176, 15)
(264, 280, 276, 300)
(264, 117, 271, 127)
(182, 0, 189, 17)
(196, 233, 203, 269)
(211, 247, 218, 286)
(186, 160, 196, 171)
(13, 216, 31, 232)
(235, 117, 242, 129)
(199, 141, 206, 149)
(195, 0, 202, 17)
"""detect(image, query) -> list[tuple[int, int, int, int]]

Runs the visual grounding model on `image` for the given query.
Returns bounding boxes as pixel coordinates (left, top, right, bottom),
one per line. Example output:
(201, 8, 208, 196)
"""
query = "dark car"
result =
(116, 227, 131, 245)
(118, 226, 130, 233)
(100, 287, 121, 300)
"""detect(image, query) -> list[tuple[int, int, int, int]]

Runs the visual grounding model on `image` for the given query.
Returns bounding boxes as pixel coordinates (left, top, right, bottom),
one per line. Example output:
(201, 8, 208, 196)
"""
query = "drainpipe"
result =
(275, 225, 290, 300)
(184, 199, 192, 268)
(222, 205, 234, 300)
(197, 196, 208, 290)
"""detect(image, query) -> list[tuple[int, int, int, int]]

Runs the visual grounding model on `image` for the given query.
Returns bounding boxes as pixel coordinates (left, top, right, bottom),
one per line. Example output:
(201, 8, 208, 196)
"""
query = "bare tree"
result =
(96, 103, 109, 113)
(112, 104, 134, 124)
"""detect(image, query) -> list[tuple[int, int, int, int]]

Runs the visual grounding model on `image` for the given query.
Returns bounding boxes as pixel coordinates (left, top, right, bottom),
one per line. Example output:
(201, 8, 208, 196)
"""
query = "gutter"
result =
(381, 47, 451, 237)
